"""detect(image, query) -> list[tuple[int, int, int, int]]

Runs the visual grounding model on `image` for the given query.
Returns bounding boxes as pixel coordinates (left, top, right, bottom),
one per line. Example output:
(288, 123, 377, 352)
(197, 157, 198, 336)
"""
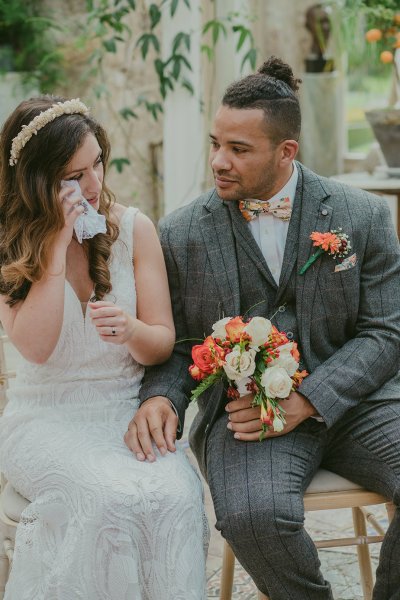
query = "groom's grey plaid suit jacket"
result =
(140, 162, 400, 478)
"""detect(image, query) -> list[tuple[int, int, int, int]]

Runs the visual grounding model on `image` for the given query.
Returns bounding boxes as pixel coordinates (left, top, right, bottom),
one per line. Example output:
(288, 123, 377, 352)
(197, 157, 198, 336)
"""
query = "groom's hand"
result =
(263, 391, 318, 439)
(124, 396, 178, 462)
(226, 391, 318, 441)
(225, 394, 262, 441)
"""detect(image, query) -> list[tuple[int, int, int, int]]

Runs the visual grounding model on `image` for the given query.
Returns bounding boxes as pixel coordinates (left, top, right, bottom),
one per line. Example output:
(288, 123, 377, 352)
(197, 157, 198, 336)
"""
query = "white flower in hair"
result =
(9, 99, 90, 166)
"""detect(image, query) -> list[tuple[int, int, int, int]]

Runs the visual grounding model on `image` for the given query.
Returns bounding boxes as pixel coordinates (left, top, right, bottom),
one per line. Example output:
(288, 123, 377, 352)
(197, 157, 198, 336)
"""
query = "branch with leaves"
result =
(80, 0, 257, 174)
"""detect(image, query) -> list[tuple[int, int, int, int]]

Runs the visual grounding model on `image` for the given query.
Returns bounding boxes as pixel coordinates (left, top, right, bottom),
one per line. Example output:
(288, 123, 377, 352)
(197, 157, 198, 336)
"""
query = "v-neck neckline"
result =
(65, 280, 94, 319)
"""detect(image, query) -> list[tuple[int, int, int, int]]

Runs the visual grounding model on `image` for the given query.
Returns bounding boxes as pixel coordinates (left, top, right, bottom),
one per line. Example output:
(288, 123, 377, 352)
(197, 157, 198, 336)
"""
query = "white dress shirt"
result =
(247, 163, 298, 285)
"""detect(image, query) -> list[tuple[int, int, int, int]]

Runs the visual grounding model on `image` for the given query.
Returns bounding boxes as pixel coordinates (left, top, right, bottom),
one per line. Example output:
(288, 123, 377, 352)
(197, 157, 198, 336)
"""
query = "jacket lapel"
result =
(275, 183, 302, 303)
(199, 191, 241, 317)
(294, 164, 333, 359)
(228, 201, 279, 289)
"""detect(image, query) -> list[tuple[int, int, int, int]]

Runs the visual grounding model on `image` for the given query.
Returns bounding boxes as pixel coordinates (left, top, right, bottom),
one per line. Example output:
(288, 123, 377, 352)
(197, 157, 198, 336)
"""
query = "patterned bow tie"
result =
(239, 197, 292, 222)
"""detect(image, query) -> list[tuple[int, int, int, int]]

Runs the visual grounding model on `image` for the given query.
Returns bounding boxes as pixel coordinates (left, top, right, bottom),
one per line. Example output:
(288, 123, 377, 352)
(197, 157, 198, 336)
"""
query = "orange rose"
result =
(191, 336, 225, 374)
(225, 316, 246, 343)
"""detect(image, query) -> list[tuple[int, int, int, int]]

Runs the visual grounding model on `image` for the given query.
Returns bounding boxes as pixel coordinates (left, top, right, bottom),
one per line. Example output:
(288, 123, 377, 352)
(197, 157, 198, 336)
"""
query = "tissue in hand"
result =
(60, 180, 107, 243)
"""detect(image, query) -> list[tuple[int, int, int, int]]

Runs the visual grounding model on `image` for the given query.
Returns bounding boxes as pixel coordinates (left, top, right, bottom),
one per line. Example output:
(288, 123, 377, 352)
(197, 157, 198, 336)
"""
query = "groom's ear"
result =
(279, 140, 298, 166)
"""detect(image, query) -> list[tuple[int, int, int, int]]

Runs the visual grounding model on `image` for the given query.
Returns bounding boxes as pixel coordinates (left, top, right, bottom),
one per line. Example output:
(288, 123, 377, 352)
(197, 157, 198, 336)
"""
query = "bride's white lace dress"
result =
(0, 207, 209, 600)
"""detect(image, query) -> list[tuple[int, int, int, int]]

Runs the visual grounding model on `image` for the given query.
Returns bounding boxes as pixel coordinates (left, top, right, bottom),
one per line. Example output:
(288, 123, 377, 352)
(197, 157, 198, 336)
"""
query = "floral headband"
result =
(9, 98, 90, 166)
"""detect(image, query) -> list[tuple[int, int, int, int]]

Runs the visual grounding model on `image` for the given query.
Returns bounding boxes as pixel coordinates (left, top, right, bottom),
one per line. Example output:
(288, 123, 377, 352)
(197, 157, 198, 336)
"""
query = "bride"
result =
(0, 95, 209, 599)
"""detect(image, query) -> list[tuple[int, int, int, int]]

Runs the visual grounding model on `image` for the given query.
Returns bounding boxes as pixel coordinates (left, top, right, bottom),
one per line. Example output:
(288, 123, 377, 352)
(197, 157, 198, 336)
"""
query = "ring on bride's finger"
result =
(111, 327, 116, 335)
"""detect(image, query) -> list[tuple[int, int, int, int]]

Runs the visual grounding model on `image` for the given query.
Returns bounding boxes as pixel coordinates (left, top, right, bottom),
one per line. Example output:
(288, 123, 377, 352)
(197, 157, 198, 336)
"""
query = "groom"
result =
(126, 56, 400, 599)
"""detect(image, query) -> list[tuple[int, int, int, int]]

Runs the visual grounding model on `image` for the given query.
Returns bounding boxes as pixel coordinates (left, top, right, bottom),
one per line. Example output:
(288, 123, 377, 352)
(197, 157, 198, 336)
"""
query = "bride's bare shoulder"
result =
(110, 202, 128, 225)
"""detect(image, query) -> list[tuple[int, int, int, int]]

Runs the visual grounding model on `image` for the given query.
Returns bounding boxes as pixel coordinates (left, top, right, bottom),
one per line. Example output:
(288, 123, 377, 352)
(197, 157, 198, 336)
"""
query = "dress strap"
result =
(118, 206, 139, 259)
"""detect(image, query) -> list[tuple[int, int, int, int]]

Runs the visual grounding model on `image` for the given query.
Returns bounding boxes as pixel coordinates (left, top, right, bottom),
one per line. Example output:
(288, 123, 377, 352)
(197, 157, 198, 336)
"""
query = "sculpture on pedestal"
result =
(305, 3, 335, 73)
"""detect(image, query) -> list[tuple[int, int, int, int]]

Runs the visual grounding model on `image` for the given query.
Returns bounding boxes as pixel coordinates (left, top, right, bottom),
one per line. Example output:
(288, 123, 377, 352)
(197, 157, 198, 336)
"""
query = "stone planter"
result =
(365, 108, 400, 170)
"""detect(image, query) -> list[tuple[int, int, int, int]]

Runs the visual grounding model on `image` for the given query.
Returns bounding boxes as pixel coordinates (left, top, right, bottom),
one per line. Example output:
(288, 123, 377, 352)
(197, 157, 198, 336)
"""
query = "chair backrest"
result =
(0, 330, 16, 417)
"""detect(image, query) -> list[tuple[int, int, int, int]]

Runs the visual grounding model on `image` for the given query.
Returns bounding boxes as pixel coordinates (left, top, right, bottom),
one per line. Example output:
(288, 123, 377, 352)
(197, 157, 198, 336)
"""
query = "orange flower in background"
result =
(380, 50, 394, 63)
(365, 10, 400, 65)
(365, 28, 382, 42)
(310, 231, 341, 254)
(225, 316, 247, 343)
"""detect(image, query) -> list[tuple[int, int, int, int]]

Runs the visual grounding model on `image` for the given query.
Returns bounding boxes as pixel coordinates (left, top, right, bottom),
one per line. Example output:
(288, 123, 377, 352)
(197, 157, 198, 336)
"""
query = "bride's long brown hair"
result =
(0, 95, 119, 306)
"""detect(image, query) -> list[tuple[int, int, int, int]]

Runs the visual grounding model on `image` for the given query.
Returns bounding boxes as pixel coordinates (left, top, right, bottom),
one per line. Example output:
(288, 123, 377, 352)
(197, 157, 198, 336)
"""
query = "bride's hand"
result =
(57, 185, 85, 248)
(88, 301, 136, 344)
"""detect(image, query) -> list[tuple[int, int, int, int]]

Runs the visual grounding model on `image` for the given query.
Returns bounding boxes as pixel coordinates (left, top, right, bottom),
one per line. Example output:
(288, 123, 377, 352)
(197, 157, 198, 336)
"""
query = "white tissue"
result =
(60, 180, 107, 243)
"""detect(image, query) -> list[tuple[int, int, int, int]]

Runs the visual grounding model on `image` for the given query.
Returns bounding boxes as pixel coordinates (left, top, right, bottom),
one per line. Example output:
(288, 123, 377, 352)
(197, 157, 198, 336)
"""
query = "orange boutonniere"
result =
(299, 229, 351, 275)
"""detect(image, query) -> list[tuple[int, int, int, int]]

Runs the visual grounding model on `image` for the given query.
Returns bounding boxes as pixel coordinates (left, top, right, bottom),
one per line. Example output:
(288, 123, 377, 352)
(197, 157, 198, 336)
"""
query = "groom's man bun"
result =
(222, 55, 302, 145)
(258, 55, 302, 92)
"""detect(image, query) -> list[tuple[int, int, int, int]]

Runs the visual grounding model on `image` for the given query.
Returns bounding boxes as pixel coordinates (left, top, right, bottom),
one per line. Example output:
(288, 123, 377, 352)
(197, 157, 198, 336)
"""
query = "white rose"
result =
(243, 317, 273, 349)
(223, 348, 256, 382)
(261, 366, 292, 399)
(268, 342, 298, 376)
(211, 317, 232, 340)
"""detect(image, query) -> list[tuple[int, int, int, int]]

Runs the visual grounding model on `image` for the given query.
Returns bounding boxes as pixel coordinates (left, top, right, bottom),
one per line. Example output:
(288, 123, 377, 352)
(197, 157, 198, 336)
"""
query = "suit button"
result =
(321, 209, 328, 216)
(286, 331, 294, 339)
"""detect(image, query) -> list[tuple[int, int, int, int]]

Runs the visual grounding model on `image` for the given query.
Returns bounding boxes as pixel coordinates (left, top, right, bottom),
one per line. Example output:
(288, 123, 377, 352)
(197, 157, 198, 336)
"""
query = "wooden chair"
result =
(220, 468, 394, 600)
(0, 332, 28, 599)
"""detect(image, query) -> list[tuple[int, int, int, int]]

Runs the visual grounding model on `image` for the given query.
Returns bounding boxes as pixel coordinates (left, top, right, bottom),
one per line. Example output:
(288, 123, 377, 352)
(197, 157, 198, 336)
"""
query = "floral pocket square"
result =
(334, 253, 357, 273)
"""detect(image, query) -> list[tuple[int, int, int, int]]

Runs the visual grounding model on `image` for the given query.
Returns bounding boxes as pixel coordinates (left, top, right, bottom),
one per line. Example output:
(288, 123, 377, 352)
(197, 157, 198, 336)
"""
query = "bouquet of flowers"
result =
(189, 316, 308, 436)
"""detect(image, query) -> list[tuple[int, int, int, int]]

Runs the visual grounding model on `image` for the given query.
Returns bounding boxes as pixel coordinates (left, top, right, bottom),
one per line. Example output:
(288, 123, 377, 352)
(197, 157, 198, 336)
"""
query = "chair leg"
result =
(352, 507, 374, 600)
(0, 528, 10, 600)
(220, 541, 235, 600)
(385, 501, 395, 524)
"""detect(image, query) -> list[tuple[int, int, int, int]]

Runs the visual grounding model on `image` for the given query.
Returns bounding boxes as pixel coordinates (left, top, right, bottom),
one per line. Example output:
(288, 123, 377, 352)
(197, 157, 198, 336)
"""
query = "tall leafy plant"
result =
(79, 0, 257, 173)
(0, 0, 64, 90)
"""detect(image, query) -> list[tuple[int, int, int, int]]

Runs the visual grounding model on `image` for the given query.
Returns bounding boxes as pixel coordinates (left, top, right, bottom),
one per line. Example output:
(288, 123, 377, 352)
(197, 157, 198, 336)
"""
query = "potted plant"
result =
(358, 0, 400, 170)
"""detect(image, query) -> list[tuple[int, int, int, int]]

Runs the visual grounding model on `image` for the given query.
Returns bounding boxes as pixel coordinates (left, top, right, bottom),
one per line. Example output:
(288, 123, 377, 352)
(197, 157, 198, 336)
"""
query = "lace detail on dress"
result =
(0, 206, 209, 600)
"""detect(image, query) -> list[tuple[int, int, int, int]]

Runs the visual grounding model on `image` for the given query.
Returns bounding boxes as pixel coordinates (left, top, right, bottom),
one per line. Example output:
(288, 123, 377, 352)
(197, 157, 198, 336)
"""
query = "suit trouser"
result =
(206, 400, 400, 600)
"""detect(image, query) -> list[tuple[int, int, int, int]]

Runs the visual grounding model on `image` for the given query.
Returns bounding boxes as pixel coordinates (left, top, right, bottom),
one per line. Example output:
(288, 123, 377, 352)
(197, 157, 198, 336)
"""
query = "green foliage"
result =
(79, 0, 257, 175)
(0, 0, 64, 90)
(327, 0, 398, 74)
(137, 97, 163, 121)
(201, 14, 257, 71)
(190, 372, 221, 402)
(110, 157, 131, 172)
(83, 0, 257, 110)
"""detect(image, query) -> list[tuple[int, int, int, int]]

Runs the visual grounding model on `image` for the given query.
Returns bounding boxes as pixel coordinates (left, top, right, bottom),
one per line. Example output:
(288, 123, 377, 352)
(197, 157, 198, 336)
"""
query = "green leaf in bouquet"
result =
(190, 372, 222, 402)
